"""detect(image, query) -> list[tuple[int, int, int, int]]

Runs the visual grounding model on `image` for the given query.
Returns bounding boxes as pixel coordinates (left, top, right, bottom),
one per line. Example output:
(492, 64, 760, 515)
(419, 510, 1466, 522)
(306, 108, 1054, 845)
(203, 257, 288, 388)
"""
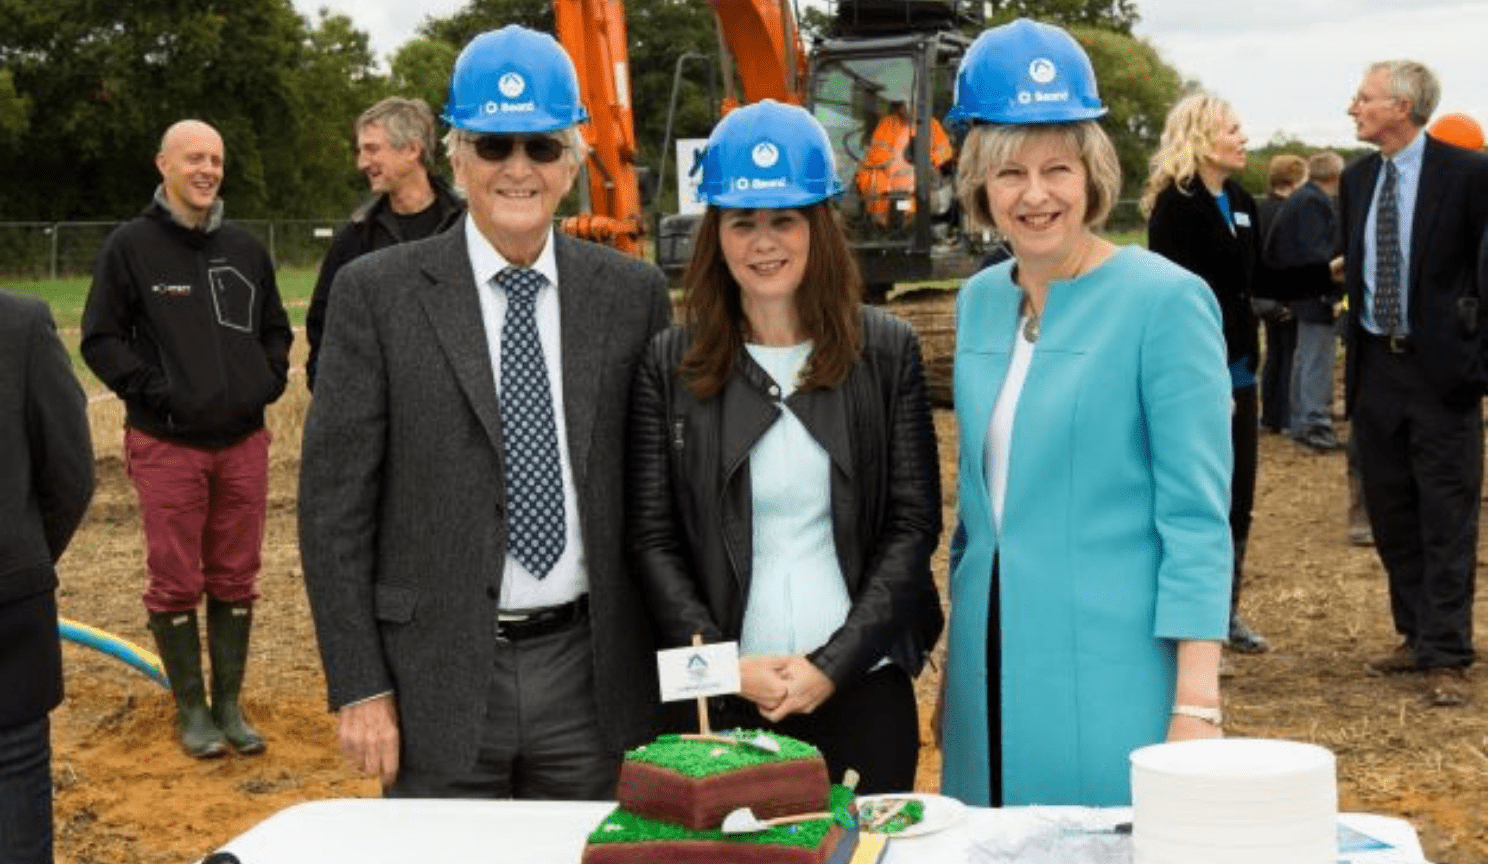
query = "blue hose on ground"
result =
(58, 617, 168, 687)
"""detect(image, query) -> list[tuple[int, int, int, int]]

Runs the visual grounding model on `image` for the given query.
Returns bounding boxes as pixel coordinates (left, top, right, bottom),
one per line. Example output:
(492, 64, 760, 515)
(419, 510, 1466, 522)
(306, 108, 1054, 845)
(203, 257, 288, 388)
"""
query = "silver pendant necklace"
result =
(1018, 237, 1099, 344)
(1021, 294, 1041, 342)
(1022, 310, 1040, 343)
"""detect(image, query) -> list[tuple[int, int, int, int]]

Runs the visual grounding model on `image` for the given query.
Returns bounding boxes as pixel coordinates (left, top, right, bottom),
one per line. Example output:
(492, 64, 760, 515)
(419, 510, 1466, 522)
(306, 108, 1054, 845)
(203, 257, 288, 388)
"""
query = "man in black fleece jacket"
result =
(303, 97, 464, 390)
(82, 119, 292, 759)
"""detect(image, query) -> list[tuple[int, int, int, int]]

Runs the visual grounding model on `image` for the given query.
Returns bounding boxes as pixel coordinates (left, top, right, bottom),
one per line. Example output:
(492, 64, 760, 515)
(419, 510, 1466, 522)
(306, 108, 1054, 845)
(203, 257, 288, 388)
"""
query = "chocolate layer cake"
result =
(614, 731, 829, 830)
(581, 784, 858, 864)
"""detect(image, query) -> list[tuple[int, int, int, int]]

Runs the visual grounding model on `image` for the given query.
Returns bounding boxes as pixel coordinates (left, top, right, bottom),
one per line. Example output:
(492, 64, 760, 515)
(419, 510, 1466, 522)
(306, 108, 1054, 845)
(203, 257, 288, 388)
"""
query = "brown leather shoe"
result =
(1365, 643, 1418, 675)
(1425, 668, 1469, 707)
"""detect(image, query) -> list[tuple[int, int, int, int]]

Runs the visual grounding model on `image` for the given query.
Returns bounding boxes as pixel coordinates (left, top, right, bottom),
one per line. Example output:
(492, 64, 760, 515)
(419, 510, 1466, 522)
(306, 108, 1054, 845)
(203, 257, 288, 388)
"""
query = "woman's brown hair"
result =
(678, 203, 864, 401)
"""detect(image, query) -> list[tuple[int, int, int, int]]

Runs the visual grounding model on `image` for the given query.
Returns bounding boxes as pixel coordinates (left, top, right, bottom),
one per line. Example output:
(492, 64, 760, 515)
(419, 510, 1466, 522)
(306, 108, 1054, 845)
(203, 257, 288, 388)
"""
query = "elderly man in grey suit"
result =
(1, 289, 94, 863)
(298, 25, 671, 798)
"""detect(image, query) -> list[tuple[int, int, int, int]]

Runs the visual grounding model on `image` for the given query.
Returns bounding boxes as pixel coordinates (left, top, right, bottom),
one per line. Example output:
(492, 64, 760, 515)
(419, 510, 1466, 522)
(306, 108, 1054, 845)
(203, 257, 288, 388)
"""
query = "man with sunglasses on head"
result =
(304, 97, 464, 390)
(299, 25, 672, 799)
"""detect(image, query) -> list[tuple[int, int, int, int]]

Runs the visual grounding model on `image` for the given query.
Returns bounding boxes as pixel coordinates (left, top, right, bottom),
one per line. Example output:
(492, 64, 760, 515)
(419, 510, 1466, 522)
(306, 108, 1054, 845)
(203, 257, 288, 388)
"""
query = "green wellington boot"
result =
(206, 597, 266, 754)
(148, 610, 228, 759)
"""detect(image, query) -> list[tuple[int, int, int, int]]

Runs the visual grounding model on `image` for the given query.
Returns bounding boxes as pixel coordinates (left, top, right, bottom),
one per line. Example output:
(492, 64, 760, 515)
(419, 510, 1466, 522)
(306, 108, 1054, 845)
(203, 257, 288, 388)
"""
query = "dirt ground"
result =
(50, 297, 1487, 864)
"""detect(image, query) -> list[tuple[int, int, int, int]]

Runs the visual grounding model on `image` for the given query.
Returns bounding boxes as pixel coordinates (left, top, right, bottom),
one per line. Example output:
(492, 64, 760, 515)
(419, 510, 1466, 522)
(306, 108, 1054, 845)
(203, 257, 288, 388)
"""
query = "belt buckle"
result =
(495, 611, 529, 643)
(1386, 334, 1407, 355)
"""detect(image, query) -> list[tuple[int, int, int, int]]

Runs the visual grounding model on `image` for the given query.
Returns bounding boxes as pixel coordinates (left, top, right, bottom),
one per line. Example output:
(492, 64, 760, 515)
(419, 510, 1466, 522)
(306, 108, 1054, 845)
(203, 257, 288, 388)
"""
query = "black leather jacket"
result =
(627, 307, 943, 685)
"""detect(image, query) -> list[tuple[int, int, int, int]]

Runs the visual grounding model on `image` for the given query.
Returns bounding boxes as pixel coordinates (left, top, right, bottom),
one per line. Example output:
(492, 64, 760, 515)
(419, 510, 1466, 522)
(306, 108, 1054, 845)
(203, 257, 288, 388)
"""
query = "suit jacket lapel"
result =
(1409, 139, 1446, 293)
(415, 227, 505, 455)
(554, 235, 612, 492)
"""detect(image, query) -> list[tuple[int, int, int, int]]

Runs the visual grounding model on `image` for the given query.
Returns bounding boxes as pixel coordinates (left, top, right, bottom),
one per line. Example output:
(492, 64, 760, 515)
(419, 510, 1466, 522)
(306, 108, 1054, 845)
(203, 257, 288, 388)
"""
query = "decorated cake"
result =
(581, 730, 859, 864)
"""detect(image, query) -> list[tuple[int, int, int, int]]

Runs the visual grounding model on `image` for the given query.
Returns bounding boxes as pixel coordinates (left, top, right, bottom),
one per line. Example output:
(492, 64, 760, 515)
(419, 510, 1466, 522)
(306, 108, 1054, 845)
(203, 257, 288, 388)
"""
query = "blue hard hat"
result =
(442, 25, 589, 134)
(946, 19, 1107, 128)
(699, 100, 843, 209)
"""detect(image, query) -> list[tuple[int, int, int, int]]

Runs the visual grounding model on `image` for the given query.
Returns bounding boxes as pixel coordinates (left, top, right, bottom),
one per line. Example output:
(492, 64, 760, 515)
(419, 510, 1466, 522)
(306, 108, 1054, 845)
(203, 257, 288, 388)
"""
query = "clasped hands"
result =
(740, 654, 836, 723)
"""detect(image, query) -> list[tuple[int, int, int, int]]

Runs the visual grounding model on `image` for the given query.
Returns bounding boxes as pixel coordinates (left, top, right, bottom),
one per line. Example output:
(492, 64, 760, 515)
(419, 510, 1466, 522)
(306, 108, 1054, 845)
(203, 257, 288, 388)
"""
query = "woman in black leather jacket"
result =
(626, 101, 943, 793)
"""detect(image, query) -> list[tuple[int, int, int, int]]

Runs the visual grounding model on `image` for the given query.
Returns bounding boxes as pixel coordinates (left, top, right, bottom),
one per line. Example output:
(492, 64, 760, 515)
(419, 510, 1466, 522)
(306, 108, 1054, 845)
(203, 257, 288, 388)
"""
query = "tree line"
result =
(0, 0, 1190, 223)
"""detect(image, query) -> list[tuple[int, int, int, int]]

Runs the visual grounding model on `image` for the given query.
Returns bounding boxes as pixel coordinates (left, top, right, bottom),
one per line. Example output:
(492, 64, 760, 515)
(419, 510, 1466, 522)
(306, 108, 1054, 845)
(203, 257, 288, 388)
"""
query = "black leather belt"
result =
(496, 595, 588, 642)
(1362, 331, 1412, 355)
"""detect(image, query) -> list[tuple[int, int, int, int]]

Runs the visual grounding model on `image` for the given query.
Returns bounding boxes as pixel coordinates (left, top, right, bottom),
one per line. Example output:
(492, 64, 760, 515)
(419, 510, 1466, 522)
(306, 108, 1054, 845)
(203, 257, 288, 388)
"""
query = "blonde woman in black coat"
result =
(1142, 93, 1268, 658)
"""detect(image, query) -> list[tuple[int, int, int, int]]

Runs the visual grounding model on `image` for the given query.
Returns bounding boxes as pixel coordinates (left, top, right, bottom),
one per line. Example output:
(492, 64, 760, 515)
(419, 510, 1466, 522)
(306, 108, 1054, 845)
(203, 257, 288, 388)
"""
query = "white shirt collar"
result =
(463, 216, 560, 290)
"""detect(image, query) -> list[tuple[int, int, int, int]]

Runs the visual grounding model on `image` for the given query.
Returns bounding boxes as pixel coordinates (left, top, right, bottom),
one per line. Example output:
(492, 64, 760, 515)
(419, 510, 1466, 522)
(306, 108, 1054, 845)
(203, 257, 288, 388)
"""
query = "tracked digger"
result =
(554, 0, 985, 299)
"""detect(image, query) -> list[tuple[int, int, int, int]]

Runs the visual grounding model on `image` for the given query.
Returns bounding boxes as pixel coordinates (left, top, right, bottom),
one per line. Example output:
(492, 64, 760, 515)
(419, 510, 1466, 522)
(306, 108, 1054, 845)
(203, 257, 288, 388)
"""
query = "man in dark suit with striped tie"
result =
(1339, 60, 1488, 706)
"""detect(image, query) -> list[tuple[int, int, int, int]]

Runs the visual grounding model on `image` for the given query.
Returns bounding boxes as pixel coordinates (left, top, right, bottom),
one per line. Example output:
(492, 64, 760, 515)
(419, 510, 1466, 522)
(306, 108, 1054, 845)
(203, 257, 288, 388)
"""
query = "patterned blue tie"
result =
(1374, 158, 1403, 335)
(496, 267, 565, 579)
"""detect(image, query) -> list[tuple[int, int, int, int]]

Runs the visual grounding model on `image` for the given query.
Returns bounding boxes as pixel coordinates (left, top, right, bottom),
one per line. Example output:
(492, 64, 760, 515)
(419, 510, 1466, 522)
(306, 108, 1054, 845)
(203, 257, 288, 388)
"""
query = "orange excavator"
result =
(556, 0, 983, 295)
(552, 0, 646, 256)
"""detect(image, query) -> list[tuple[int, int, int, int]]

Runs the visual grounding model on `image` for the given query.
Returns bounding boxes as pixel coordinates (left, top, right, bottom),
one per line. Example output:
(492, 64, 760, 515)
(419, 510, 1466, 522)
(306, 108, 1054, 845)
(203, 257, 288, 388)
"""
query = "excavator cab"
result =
(808, 14, 976, 300)
(654, 0, 980, 299)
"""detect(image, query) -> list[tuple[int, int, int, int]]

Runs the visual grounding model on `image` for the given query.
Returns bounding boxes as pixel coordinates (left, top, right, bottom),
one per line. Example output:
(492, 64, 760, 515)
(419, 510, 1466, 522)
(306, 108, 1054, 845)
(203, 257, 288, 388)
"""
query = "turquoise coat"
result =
(941, 246, 1233, 806)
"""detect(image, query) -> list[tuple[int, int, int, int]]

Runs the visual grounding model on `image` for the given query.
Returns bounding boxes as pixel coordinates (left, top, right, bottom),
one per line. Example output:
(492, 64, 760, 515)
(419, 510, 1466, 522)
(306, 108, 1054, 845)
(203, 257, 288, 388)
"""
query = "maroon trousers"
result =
(124, 428, 269, 612)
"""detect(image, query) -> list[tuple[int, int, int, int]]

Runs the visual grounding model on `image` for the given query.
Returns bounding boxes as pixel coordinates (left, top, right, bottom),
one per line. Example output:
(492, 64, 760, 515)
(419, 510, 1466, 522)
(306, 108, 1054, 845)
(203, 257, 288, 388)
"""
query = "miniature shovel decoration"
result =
(679, 732, 781, 754)
(721, 807, 832, 834)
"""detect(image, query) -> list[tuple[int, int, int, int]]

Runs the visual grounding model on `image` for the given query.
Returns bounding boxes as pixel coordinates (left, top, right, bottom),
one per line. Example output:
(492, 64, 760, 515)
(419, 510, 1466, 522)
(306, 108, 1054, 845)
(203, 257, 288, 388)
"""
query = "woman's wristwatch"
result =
(1171, 704, 1224, 726)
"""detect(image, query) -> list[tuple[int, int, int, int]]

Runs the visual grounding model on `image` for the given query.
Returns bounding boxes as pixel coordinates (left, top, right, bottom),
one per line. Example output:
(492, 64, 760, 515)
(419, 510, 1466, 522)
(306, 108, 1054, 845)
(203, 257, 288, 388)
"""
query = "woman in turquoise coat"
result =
(938, 19, 1233, 807)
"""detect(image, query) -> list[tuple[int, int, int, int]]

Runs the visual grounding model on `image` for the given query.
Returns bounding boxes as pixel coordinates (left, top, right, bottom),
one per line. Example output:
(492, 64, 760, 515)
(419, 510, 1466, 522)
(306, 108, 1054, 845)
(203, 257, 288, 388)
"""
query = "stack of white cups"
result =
(1130, 738, 1337, 864)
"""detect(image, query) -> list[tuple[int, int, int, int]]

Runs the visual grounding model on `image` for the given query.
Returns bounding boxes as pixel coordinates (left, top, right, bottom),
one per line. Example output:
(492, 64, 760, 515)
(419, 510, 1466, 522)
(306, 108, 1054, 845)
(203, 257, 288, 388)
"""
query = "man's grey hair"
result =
(357, 97, 438, 169)
(1368, 60, 1440, 128)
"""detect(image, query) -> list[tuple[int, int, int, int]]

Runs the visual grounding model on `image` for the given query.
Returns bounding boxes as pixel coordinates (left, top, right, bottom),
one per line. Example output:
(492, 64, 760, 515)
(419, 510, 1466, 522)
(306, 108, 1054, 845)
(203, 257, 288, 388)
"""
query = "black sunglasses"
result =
(471, 134, 569, 164)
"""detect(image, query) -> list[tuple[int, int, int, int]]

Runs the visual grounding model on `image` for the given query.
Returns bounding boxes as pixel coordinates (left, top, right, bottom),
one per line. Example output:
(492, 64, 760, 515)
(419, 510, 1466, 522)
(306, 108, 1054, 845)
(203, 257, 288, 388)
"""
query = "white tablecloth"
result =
(208, 799, 1428, 864)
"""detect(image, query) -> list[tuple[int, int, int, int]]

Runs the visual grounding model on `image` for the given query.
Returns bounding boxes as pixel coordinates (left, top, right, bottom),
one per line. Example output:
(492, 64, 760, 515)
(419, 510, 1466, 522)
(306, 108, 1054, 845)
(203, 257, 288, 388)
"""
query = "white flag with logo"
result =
(656, 641, 741, 702)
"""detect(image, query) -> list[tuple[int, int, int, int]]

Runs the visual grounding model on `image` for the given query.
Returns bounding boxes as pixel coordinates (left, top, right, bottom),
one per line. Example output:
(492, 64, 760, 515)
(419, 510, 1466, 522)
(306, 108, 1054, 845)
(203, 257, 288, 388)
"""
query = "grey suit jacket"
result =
(0, 290, 94, 727)
(298, 225, 672, 776)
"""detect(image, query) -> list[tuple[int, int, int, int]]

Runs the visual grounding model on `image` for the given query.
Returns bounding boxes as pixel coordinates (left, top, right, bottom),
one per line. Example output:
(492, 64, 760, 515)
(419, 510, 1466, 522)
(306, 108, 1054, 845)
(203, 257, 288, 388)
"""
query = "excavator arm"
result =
(552, 0, 806, 257)
(554, 0, 645, 255)
(707, 0, 808, 110)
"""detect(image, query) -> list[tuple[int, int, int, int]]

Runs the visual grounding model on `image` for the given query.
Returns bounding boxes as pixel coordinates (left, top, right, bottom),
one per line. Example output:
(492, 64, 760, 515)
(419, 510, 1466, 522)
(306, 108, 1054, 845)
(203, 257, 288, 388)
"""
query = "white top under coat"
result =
(986, 313, 1037, 534)
(739, 341, 851, 658)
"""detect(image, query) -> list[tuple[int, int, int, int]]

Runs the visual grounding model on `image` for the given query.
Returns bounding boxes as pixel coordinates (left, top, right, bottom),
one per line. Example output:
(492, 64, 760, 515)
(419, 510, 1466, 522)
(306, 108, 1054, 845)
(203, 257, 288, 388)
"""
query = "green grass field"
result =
(6, 269, 318, 390)
(6, 269, 317, 332)
(9, 231, 1147, 387)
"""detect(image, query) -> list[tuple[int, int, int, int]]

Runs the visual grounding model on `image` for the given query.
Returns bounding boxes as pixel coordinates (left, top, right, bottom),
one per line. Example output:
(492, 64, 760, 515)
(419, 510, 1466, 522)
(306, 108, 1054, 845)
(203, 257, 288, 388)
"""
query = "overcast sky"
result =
(293, 0, 1488, 147)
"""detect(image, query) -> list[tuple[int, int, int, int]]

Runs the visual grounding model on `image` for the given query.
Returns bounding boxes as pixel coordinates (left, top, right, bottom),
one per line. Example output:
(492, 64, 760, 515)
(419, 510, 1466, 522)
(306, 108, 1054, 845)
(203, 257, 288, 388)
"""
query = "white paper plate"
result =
(1130, 737, 1334, 778)
(857, 793, 967, 838)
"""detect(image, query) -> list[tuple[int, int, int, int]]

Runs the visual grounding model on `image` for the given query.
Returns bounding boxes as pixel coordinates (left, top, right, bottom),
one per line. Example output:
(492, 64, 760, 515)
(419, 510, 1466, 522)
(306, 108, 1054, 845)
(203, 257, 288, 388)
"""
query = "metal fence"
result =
(0, 219, 348, 279)
(2, 200, 1152, 281)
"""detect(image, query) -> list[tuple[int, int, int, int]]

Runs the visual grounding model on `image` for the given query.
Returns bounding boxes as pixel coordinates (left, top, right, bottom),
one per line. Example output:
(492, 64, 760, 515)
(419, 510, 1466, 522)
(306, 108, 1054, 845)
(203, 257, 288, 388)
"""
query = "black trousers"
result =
(0, 716, 51, 864)
(1260, 317, 1296, 431)
(1352, 338, 1480, 669)
(1230, 385, 1259, 609)
(712, 664, 920, 794)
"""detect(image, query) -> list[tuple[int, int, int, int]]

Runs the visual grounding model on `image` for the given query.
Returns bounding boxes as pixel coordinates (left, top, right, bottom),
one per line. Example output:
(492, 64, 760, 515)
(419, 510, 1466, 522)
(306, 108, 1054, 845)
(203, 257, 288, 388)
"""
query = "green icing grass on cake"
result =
(588, 785, 855, 849)
(623, 730, 821, 778)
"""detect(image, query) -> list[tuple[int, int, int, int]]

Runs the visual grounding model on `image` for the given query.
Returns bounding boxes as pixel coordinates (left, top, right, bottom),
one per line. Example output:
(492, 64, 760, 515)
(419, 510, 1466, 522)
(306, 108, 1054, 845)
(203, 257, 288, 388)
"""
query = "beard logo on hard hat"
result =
(751, 142, 780, 169)
(1029, 59, 1057, 85)
(499, 73, 527, 100)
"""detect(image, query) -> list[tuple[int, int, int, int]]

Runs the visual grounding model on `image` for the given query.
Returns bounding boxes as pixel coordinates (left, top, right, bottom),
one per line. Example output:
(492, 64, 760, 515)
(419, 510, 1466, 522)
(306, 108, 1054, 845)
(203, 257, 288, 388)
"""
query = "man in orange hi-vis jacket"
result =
(855, 100, 954, 228)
